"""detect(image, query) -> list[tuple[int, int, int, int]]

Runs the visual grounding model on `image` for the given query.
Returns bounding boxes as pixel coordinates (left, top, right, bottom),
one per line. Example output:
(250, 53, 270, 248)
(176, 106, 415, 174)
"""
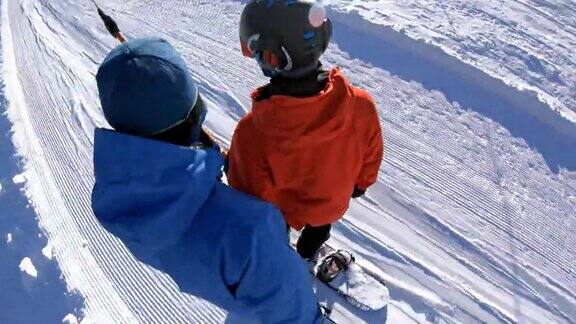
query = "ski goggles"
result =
(241, 35, 293, 77)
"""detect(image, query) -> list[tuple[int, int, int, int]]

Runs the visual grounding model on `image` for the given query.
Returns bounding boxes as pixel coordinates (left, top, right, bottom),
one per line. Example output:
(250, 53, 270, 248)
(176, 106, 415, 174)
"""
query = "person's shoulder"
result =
(332, 70, 379, 128)
(231, 113, 264, 157)
(331, 68, 375, 108)
(234, 112, 258, 137)
(350, 86, 378, 123)
(352, 87, 374, 105)
(347, 83, 375, 110)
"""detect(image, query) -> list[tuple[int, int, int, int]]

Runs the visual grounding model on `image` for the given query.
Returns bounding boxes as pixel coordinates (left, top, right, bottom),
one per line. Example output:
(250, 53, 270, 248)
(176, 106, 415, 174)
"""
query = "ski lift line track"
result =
(345, 44, 575, 275)
(379, 115, 575, 273)
(354, 186, 574, 322)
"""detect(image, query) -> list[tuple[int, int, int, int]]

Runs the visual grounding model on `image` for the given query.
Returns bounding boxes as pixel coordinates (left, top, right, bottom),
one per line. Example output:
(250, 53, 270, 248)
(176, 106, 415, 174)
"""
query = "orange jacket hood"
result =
(250, 69, 353, 146)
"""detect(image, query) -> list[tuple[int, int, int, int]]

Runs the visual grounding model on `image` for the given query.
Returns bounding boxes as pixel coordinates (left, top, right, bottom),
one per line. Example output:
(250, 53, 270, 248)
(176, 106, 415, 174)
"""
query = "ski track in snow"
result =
(1, 0, 575, 323)
(0, 20, 83, 322)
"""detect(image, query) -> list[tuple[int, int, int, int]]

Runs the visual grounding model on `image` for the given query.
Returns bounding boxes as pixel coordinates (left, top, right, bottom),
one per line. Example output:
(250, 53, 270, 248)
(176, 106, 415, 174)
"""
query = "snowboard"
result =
(289, 231, 390, 323)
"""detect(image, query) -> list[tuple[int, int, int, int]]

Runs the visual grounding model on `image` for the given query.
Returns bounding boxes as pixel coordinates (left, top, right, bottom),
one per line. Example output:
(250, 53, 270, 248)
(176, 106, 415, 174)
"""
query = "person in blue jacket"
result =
(91, 37, 323, 323)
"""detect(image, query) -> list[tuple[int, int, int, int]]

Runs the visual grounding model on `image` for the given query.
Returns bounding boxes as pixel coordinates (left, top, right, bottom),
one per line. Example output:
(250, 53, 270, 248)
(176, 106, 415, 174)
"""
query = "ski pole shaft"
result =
(92, 0, 126, 43)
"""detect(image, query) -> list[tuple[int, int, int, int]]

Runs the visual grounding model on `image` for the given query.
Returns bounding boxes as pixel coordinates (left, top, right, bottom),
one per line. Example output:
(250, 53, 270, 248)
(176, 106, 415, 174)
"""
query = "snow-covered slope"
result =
(329, 0, 576, 123)
(0, 64, 83, 324)
(1, 0, 575, 322)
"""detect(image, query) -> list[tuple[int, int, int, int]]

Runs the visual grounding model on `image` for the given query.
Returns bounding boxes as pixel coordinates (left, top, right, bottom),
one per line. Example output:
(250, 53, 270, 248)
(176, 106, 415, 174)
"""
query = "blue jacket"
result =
(92, 128, 320, 323)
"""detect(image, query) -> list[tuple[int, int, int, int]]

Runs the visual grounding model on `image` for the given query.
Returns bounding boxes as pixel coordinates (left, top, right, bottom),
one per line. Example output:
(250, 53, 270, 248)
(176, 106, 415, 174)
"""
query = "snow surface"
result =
(0, 6, 83, 322)
(1, 0, 575, 323)
(19, 257, 38, 278)
(12, 173, 25, 184)
(329, 0, 576, 123)
(62, 313, 79, 324)
(42, 242, 53, 260)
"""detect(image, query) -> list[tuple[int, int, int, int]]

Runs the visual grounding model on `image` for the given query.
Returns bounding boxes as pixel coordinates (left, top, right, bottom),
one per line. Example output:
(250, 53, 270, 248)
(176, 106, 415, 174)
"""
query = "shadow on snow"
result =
(0, 83, 84, 323)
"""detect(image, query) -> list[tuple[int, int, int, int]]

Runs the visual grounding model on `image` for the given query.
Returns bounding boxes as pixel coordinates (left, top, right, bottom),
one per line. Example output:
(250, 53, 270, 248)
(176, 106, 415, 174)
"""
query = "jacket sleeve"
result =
(356, 97, 384, 191)
(227, 117, 274, 202)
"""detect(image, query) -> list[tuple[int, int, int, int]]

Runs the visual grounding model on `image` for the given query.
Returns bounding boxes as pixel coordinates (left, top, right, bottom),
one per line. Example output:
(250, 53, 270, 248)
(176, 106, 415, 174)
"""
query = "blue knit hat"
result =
(97, 37, 198, 136)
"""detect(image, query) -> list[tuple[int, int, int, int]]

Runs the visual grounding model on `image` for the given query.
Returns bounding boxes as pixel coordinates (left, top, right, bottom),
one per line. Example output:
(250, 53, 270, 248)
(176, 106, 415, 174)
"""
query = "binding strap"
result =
(316, 250, 355, 283)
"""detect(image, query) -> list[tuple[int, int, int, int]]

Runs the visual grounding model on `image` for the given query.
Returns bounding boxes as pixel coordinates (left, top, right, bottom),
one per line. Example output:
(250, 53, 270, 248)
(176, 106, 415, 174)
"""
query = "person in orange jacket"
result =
(228, 1, 384, 260)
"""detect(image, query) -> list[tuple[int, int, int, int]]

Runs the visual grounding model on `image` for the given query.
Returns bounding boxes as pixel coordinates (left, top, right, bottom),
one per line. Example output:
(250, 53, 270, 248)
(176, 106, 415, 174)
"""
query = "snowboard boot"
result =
(315, 250, 355, 283)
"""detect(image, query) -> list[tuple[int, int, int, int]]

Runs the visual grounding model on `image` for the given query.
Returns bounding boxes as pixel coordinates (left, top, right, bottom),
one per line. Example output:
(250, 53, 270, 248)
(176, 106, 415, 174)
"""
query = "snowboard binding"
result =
(315, 250, 355, 283)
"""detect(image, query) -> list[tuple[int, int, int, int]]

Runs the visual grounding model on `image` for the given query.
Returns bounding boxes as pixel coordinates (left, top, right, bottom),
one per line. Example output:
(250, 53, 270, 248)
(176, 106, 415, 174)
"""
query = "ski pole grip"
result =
(98, 8, 120, 35)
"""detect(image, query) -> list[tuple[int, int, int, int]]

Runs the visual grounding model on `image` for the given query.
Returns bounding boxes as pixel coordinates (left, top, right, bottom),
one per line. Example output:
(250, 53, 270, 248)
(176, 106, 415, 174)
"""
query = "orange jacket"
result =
(227, 68, 383, 230)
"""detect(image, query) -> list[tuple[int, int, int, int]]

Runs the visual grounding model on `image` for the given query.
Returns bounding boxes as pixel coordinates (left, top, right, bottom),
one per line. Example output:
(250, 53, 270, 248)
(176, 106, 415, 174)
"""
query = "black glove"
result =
(351, 187, 366, 199)
(97, 7, 120, 35)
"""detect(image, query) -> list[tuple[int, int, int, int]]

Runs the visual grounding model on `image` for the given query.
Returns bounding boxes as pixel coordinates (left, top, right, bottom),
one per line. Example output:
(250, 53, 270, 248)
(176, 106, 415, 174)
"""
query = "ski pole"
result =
(92, 0, 126, 43)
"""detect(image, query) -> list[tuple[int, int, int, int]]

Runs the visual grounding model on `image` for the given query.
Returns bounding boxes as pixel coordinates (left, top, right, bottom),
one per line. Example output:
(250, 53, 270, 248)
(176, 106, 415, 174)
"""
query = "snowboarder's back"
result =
(93, 129, 317, 322)
(227, 1, 384, 259)
(91, 37, 321, 323)
(228, 68, 382, 229)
